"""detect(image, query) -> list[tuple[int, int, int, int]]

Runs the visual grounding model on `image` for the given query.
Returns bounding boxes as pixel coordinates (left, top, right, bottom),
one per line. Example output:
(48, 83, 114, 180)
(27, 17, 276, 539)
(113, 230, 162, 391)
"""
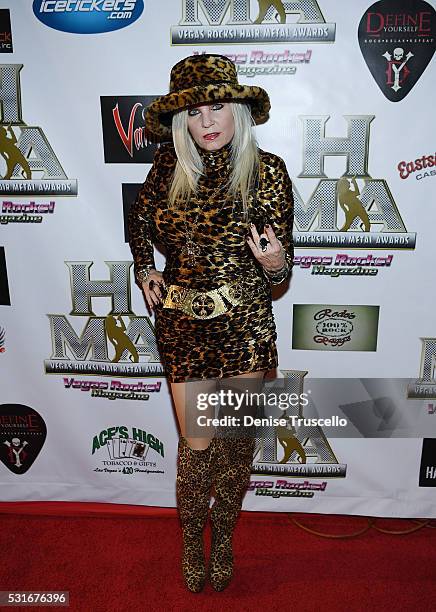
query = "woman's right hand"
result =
(141, 269, 166, 311)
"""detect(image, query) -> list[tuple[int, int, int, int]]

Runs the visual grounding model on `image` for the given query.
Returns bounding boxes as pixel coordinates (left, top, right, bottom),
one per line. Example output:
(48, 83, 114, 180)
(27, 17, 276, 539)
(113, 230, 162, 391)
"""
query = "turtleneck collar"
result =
(195, 140, 233, 172)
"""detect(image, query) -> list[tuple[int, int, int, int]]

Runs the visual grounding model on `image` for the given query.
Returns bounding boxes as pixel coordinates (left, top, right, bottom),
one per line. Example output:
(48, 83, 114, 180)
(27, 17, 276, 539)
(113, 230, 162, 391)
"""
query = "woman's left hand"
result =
(246, 223, 286, 272)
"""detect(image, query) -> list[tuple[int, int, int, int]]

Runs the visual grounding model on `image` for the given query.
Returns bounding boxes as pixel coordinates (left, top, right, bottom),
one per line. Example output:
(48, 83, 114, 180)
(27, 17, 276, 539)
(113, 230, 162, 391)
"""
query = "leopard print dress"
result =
(128, 141, 294, 383)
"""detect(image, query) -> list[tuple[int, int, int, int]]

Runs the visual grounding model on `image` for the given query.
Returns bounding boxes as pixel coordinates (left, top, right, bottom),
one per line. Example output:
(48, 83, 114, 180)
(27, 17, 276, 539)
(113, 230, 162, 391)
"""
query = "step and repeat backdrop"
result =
(0, 1, 435, 517)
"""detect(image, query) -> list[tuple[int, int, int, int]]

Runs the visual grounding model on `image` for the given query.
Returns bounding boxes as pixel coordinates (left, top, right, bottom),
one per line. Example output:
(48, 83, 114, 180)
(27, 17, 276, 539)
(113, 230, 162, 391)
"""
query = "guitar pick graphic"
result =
(0, 404, 47, 474)
(358, 0, 436, 101)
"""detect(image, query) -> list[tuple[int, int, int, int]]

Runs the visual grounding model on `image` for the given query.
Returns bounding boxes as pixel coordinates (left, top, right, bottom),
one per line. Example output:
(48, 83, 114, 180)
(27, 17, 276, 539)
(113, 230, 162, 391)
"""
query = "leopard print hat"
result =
(145, 54, 270, 138)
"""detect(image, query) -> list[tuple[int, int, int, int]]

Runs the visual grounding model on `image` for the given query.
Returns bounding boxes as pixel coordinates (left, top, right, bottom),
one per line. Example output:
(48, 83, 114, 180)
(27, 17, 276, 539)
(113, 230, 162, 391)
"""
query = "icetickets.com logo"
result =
(33, 0, 144, 34)
(171, 0, 335, 45)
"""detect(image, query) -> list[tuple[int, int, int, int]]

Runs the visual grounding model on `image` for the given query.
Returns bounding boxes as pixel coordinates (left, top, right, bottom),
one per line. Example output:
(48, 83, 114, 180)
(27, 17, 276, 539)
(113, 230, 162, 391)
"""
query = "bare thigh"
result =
(170, 378, 218, 450)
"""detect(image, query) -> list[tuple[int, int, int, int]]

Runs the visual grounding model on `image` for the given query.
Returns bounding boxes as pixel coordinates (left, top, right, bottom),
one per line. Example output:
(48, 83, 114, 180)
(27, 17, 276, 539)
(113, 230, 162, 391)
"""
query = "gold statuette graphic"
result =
(276, 419, 307, 464)
(337, 176, 371, 232)
(253, 0, 286, 24)
(105, 315, 139, 363)
(0, 124, 31, 180)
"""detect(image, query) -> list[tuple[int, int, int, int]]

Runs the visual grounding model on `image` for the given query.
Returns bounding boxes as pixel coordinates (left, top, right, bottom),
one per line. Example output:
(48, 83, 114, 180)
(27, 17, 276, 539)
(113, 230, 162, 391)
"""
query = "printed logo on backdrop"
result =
(0, 10, 13, 53)
(0, 247, 11, 306)
(122, 183, 141, 241)
(418, 438, 436, 487)
(63, 376, 162, 401)
(407, 338, 436, 399)
(251, 372, 346, 488)
(358, 0, 436, 101)
(293, 115, 417, 250)
(1, 200, 56, 226)
(292, 305, 380, 351)
(33, 0, 144, 34)
(0, 64, 78, 197)
(172, 0, 335, 44)
(0, 404, 47, 474)
(293, 253, 394, 278)
(0, 326, 5, 353)
(192, 49, 312, 77)
(398, 152, 436, 181)
(100, 97, 159, 163)
(92, 425, 165, 475)
(45, 261, 165, 377)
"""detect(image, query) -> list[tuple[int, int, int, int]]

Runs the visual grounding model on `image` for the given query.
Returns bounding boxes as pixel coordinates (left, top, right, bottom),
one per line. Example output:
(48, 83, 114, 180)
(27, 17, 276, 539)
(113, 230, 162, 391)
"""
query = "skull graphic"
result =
(393, 48, 404, 61)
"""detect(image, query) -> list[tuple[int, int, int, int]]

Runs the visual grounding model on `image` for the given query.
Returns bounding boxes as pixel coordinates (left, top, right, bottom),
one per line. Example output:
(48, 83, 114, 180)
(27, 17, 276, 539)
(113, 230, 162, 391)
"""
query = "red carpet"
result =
(0, 508, 434, 611)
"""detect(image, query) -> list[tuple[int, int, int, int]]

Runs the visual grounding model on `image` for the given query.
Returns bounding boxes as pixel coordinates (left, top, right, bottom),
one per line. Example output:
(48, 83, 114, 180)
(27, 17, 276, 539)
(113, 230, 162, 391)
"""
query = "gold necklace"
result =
(180, 182, 231, 267)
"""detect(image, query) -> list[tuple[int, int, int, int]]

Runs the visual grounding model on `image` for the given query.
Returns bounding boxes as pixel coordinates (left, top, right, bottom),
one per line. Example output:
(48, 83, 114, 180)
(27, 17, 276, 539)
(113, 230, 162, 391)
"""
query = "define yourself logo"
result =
(0, 64, 77, 196)
(0, 10, 13, 53)
(358, 0, 435, 101)
(408, 338, 436, 399)
(192, 48, 312, 77)
(293, 115, 416, 249)
(33, 0, 144, 34)
(252, 372, 346, 478)
(172, 0, 335, 45)
(0, 404, 47, 475)
(92, 424, 165, 475)
(45, 261, 164, 377)
(100, 96, 158, 163)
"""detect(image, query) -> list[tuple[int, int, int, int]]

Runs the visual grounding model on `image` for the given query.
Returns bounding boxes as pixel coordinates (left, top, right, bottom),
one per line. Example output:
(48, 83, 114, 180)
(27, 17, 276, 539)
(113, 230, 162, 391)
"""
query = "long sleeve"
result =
(260, 154, 294, 283)
(127, 149, 161, 283)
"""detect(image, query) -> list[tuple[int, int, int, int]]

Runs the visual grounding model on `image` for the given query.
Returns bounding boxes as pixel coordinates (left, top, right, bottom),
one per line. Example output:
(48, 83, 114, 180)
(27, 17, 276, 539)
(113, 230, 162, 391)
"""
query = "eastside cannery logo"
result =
(172, 0, 335, 45)
(0, 10, 13, 53)
(358, 0, 435, 101)
(192, 48, 312, 77)
(252, 371, 346, 478)
(0, 64, 77, 196)
(398, 152, 435, 181)
(45, 261, 165, 377)
(0, 247, 10, 306)
(408, 338, 436, 399)
(292, 305, 380, 351)
(293, 253, 394, 277)
(0, 404, 47, 474)
(293, 115, 416, 249)
(63, 377, 162, 401)
(100, 96, 159, 163)
(92, 424, 165, 475)
(418, 438, 436, 487)
(1, 200, 56, 225)
(33, 0, 144, 34)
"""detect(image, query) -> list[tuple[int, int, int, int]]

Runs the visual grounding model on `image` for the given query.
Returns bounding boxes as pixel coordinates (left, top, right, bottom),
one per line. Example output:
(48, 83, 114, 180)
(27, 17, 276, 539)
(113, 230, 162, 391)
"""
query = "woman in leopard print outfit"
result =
(128, 54, 294, 593)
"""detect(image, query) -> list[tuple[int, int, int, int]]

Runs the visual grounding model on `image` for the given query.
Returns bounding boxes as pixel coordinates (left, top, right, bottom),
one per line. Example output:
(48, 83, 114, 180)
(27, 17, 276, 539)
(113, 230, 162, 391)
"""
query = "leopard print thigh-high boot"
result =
(176, 436, 217, 593)
(209, 435, 255, 591)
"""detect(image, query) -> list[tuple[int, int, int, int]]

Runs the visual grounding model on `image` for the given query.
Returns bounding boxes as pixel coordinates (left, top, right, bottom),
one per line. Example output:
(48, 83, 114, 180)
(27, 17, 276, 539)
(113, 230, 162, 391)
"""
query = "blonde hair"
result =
(168, 102, 259, 217)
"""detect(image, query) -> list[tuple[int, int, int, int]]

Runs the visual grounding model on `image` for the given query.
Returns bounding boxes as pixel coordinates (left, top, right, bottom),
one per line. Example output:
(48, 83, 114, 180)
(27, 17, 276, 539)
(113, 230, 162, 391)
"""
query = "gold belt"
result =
(162, 281, 248, 319)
